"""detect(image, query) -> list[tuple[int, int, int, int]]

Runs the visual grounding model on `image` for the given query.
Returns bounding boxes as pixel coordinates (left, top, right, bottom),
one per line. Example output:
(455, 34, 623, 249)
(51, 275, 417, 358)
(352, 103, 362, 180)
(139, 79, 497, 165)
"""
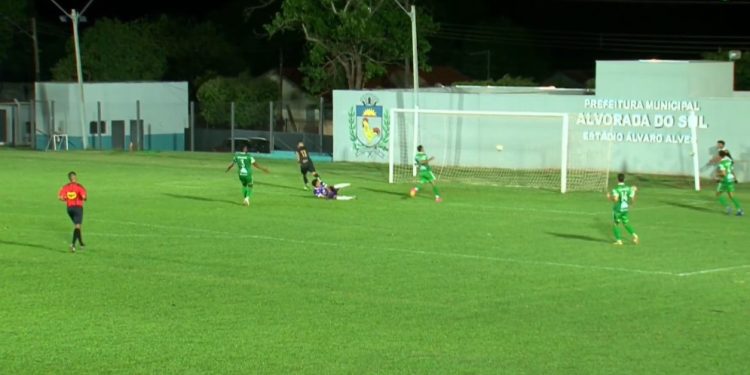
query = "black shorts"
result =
(300, 163, 316, 175)
(67, 206, 83, 225)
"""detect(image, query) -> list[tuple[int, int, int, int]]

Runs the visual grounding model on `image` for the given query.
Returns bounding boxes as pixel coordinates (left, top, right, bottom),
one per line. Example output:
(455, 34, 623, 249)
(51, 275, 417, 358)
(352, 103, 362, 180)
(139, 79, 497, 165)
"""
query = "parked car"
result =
(214, 137, 270, 153)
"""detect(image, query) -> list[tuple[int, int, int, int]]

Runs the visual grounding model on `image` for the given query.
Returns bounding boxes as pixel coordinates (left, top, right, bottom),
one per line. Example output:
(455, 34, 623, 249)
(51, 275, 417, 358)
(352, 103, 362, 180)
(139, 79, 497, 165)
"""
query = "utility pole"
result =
(278, 48, 283, 131)
(470, 50, 491, 81)
(394, 1, 420, 176)
(50, 0, 95, 149)
(0, 15, 40, 81)
(31, 18, 40, 82)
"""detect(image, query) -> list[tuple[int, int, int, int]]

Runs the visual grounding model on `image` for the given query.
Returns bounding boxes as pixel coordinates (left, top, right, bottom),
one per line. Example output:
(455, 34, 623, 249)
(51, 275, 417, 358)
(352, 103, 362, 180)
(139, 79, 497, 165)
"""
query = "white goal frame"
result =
(388, 108, 572, 192)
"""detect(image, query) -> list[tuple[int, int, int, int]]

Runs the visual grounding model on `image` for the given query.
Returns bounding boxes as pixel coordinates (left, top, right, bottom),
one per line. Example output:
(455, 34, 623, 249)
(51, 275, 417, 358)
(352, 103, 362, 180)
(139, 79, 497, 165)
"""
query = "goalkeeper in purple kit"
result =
(312, 178, 355, 201)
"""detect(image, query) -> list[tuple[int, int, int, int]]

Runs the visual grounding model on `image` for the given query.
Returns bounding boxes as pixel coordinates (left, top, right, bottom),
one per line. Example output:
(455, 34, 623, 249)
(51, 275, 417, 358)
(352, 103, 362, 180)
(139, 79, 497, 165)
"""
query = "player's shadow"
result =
(162, 193, 237, 205)
(634, 175, 692, 189)
(546, 232, 609, 243)
(255, 181, 304, 191)
(660, 200, 713, 212)
(0, 239, 61, 253)
(360, 187, 410, 199)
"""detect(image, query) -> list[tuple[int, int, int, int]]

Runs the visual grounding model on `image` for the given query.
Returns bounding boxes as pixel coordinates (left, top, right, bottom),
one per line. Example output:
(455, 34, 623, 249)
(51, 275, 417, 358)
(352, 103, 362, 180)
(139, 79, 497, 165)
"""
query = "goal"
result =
(387, 108, 614, 193)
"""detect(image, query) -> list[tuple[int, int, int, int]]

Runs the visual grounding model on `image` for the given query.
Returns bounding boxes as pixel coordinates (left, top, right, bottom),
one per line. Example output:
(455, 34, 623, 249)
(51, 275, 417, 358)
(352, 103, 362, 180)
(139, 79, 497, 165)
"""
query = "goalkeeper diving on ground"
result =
(312, 178, 355, 200)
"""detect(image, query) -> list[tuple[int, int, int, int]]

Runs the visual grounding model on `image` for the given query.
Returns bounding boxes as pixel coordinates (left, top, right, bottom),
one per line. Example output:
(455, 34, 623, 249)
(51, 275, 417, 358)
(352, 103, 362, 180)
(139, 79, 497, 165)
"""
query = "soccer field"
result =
(1, 149, 748, 374)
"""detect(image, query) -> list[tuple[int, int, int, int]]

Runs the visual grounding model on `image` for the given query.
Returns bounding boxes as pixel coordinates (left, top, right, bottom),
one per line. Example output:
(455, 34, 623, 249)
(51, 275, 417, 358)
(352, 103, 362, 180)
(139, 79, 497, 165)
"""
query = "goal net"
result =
(388, 108, 615, 192)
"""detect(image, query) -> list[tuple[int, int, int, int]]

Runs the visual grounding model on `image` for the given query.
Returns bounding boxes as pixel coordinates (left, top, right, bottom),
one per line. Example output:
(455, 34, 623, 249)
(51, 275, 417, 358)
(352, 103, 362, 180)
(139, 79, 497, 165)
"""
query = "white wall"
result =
(35, 82, 188, 137)
(333, 89, 750, 180)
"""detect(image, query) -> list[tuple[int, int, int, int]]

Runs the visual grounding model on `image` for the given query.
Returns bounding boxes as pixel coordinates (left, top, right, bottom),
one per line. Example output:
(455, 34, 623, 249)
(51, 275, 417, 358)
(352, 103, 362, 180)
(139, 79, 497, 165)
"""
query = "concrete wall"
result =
(35, 82, 188, 151)
(332, 61, 750, 180)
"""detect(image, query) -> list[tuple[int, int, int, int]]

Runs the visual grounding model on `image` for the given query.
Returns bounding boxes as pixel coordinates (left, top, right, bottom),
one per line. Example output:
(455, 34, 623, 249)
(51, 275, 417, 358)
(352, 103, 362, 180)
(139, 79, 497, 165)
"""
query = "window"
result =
(89, 121, 106, 134)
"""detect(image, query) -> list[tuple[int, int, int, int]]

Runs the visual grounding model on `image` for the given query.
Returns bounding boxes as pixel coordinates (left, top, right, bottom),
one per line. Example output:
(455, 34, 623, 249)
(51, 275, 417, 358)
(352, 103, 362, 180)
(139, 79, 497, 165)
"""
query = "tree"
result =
(0, 0, 28, 67)
(265, 0, 438, 94)
(148, 16, 244, 82)
(51, 18, 166, 81)
(702, 50, 750, 90)
(196, 74, 279, 129)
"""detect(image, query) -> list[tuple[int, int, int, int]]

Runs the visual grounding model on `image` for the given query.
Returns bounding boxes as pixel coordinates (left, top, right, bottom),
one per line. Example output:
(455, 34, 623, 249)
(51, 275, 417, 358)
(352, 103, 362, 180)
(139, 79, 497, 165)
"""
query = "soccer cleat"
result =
(409, 188, 417, 198)
(303, 185, 309, 191)
(726, 207, 733, 215)
(435, 196, 442, 203)
(632, 235, 640, 245)
(242, 198, 250, 206)
(737, 209, 745, 217)
(613, 240, 623, 246)
(69, 244, 76, 253)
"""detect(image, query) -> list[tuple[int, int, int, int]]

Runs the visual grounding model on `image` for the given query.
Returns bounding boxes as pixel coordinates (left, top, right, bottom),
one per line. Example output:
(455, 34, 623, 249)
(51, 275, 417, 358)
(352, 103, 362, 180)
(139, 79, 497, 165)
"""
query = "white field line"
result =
(378, 248, 677, 277)
(677, 265, 750, 277)
(10, 212, 745, 278)
(450, 202, 675, 216)
(448, 202, 599, 216)
(20, 219, 678, 277)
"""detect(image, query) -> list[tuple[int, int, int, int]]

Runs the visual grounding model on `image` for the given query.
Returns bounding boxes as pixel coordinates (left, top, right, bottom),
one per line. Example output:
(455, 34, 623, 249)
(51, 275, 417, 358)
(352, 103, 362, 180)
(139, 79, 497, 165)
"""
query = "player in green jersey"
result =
(716, 150, 743, 216)
(409, 145, 441, 202)
(225, 145, 269, 206)
(607, 173, 640, 245)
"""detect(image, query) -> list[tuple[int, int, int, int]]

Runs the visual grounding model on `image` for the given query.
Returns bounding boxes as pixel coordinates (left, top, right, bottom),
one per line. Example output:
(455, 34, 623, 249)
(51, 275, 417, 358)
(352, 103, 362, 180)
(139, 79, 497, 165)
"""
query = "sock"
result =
(432, 185, 440, 197)
(72, 229, 77, 245)
(303, 174, 308, 184)
(246, 187, 253, 199)
(624, 223, 636, 236)
(731, 197, 742, 210)
(718, 196, 729, 208)
(613, 226, 622, 241)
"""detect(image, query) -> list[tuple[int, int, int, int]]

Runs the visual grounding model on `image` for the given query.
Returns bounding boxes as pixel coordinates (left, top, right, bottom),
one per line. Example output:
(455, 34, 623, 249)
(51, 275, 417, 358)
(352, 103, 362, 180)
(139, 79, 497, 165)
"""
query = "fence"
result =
(0, 100, 34, 147)
(2, 96, 334, 154)
(30, 99, 187, 151)
(186, 98, 334, 154)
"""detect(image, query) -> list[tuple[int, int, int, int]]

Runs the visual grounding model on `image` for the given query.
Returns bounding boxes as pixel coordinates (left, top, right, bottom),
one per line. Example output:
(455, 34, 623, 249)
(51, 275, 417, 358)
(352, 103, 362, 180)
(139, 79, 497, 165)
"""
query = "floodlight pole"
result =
(71, 9, 87, 149)
(51, 0, 95, 149)
(395, 1, 420, 175)
(408, 5, 419, 102)
(409, 5, 420, 176)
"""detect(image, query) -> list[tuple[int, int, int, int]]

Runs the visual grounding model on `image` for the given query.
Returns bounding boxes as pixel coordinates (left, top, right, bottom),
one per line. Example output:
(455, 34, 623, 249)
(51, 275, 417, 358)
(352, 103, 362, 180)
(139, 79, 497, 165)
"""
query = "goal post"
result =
(388, 107, 611, 193)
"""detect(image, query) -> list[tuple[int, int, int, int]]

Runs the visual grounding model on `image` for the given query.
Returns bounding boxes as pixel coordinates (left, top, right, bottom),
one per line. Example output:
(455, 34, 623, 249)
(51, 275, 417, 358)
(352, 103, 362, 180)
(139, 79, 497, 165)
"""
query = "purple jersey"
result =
(313, 182, 337, 199)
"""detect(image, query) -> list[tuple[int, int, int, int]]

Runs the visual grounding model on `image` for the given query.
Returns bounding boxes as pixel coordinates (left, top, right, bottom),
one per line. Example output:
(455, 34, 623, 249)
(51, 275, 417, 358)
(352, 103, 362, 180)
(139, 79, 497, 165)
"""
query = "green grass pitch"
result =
(1, 149, 748, 374)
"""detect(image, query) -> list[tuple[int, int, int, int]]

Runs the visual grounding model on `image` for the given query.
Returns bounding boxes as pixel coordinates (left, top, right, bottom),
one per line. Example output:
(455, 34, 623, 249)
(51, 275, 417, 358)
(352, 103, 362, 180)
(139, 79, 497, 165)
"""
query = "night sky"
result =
(13, 0, 750, 82)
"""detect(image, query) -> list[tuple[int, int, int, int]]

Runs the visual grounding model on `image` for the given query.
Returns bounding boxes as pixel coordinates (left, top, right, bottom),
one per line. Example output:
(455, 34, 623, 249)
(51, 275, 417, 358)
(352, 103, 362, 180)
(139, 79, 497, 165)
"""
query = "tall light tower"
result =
(394, 2, 419, 107)
(50, 0, 95, 149)
(394, 1, 420, 175)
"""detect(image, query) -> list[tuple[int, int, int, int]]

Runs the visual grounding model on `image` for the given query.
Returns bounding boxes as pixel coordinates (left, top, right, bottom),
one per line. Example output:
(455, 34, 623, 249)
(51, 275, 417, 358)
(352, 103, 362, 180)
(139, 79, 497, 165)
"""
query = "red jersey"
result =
(59, 183, 87, 207)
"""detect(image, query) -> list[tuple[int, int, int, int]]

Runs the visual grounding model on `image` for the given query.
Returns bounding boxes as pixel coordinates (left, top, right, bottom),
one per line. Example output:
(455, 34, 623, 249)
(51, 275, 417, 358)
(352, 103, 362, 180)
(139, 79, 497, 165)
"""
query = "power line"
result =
(560, 0, 750, 4)
(429, 22, 750, 55)
(438, 22, 750, 42)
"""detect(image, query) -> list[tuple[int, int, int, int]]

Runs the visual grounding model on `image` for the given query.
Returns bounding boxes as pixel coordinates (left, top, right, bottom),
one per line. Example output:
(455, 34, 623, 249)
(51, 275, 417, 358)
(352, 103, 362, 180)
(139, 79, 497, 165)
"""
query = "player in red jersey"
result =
(58, 171, 87, 252)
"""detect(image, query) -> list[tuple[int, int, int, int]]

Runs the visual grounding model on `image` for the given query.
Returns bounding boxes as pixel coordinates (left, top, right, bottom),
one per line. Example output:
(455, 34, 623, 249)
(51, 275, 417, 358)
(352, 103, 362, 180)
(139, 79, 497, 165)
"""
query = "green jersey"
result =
(718, 156, 735, 183)
(232, 152, 255, 177)
(611, 183, 636, 213)
(415, 152, 432, 173)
